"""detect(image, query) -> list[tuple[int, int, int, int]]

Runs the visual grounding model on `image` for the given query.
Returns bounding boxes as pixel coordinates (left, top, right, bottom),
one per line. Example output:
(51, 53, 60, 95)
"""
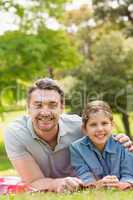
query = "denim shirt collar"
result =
(81, 135, 117, 154)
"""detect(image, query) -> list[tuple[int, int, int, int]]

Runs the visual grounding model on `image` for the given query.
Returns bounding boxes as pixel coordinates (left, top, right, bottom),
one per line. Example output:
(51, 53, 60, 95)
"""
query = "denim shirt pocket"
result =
(109, 155, 121, 179)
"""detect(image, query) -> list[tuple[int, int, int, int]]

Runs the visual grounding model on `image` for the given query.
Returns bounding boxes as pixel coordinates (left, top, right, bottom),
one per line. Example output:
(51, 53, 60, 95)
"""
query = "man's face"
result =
(28, 89, 64, 136)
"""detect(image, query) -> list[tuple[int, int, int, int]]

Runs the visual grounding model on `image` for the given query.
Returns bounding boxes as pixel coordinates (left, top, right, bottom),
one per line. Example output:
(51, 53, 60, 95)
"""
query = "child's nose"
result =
(97, 124, 104, 131)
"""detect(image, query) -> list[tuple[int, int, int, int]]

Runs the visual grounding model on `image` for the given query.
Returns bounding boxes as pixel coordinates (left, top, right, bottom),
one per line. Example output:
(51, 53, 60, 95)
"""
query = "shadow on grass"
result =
(0, 156, 13, 171)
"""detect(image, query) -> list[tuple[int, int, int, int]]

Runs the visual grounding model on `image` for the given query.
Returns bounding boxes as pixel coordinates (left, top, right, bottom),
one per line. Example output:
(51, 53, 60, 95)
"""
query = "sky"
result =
(0, 0, 91, 35)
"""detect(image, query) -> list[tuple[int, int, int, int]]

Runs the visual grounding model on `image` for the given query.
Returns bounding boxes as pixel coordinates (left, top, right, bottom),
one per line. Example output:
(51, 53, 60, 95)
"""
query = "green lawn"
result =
(0, 142, 17, 176)
(0, 111, 25, 176)
(1, 189, 133, 200)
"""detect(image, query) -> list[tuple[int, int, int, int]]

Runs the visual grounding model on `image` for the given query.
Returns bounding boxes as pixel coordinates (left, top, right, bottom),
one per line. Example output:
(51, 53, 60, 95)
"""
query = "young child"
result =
(70, 100, 133, 190)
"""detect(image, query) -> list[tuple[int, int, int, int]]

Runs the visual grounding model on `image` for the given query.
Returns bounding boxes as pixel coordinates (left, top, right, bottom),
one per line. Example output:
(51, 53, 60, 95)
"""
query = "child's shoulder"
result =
(71, 136, 88, 147)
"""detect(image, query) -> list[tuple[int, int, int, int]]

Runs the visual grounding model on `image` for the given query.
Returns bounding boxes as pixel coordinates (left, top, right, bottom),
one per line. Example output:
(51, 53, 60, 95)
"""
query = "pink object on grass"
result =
(0, 176, 31, 194)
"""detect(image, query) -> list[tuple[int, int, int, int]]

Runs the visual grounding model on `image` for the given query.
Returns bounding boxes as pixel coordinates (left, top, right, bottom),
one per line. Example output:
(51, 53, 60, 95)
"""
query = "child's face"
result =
(84, 111, 113, 151)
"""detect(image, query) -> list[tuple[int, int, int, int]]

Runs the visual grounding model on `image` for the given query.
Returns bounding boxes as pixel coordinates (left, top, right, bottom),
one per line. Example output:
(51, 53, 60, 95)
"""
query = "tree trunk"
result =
(121, 113, 132, 139)
(48, 66, 54, 79)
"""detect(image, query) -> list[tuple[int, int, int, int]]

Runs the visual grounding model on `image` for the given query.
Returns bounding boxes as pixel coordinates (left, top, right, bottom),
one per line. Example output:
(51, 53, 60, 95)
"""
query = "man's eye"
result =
(35, 104, 42, 109)
(49, 103, 57, 108)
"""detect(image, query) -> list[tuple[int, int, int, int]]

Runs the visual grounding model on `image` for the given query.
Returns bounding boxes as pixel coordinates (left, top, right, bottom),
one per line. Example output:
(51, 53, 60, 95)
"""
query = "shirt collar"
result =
(27, 116, 40, 139)
(81, 135, 117, 154)
(104, 136, 118, 154)
(58, 115, 70, 137)
(81, 136, 91, 146)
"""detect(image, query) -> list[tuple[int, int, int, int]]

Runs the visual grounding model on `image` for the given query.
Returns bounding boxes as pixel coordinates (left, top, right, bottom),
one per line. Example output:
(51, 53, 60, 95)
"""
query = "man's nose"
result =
(39, 107, 51, 115)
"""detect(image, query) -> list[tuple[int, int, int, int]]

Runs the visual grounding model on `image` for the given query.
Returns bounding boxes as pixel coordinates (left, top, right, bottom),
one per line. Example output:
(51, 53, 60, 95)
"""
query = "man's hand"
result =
(96, 176, 119, 189)
(50, 177, 84, 193)
(116, 182, 132, 190)
(113, 134, 133, 152)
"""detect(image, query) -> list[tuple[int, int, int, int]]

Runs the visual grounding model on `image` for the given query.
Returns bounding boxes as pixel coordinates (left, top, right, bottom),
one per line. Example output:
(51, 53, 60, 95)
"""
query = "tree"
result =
(70, 32, 133, 138)
(92, 0, 133, 36)
(0, 0, 84, 114)
(0, 28, 81, 111)
(93, 0, 133, 23)
(0, 0, 72, 32)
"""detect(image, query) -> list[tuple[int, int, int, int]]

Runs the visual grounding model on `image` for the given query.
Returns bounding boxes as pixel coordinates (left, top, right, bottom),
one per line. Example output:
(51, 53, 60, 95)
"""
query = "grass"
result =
(1, 189, 133, 200)
(0, 110, 25, 142)
(113, 113, 133, 134)
(0, 111, 25, 176)
(0, 142, 17, 176)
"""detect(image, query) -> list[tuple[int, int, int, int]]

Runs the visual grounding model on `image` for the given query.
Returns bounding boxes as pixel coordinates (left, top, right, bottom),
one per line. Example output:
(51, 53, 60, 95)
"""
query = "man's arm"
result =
(4, 126, 83, 193)
(11, 155, 83, 192)
(113, 134, 133, 151)
(11, 156, 44, 183)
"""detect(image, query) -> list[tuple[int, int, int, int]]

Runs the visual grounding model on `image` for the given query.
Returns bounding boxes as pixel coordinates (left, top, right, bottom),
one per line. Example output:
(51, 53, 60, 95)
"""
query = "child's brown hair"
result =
(82, 100, 113, 128)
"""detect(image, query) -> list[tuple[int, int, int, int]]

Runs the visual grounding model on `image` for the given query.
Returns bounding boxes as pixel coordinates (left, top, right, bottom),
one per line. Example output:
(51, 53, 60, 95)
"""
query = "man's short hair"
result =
(27, 77, 65, 104)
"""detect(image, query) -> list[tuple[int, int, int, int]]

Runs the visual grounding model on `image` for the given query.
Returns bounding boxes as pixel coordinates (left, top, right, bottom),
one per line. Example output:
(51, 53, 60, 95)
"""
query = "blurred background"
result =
(0, 0, 133, 175)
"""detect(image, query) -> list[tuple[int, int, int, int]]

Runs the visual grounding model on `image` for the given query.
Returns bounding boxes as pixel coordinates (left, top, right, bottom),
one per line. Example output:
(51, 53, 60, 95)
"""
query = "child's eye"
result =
(89, 123, 97, 127)
(102, 121, 109, 126)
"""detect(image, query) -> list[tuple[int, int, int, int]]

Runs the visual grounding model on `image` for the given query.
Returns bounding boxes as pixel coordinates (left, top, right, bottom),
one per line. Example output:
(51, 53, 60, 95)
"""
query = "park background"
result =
(0, 0, 133, 199)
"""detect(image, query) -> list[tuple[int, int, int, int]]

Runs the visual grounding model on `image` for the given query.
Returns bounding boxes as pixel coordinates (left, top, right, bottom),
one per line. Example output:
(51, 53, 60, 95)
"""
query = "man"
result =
(4, 78, 133, 192)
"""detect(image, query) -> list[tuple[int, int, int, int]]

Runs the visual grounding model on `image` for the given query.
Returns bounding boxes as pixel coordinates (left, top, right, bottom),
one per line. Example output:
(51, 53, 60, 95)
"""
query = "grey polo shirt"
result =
(4, 113, 83, 178)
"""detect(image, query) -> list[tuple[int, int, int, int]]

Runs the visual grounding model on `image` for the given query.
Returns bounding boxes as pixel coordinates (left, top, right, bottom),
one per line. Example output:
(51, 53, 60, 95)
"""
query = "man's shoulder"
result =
(60, 113, 82, 132)
(6, 115, 30, 132)
(60, 113, 81, 123)
(59, 113, 82, 139)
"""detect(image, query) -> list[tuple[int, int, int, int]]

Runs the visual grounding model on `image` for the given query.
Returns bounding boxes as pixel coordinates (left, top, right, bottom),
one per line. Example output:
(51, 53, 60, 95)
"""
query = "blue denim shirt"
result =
(70, 135, 133, 184)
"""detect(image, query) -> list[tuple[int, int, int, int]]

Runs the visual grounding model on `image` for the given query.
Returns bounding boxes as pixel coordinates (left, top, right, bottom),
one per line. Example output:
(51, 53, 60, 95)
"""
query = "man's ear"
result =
(60, 103, 65, 113)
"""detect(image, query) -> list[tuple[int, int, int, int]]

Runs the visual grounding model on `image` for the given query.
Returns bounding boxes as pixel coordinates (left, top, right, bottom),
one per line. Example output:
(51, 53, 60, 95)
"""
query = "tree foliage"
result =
(0, 0, 84, 113)
(0, 0, 72, 31)
(0, 27, 81, 110)
(93, 0, 133, 22)
(70, 32, 133, 136)
(92, 0, 133, 36)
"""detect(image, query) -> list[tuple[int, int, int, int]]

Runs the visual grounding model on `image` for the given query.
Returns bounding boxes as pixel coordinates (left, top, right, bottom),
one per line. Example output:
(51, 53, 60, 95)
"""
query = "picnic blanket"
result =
(0, 176, 32, 195)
